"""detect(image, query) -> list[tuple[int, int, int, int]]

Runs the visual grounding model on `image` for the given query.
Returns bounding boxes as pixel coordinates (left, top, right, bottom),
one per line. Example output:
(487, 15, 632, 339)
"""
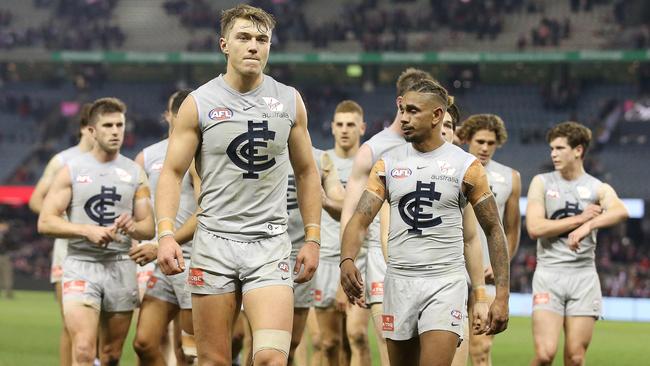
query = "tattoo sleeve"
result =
(356, 190, 384, 224)
(473, 195, 510, 292)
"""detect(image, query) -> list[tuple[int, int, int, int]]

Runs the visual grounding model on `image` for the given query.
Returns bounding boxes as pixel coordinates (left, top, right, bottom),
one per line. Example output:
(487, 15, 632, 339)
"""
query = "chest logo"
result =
(209, 108, 233, 121)
(84, 185, 122, 226)
(390, 168, 412, 179)
(398, 181, 443, 235)
(437, 160, 456, 176)
(226, 120, 276, 179)
(263, 97, 284, 112)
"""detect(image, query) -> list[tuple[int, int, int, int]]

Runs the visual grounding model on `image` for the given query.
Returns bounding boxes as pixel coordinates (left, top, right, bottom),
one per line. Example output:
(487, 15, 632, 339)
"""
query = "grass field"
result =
(0, 291, 648, 365)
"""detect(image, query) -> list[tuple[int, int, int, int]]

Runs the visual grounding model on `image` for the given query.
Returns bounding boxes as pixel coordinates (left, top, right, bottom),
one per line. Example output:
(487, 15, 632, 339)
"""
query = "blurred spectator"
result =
(0, 216, 15, 299)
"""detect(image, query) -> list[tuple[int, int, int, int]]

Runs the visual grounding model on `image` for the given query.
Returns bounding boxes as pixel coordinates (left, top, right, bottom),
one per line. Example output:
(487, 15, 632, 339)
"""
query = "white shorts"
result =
(532, 268, 602, 317)
(365, 246, 386, 305)
(145, 260, 192, 309)
(137, 261, 155, 292)
(382, 272, 467, 341)
(50, 238, 68, 283)
(312, 260, 339, 308)
(62, 256, 139, 312)
(291, 253, 313, 309)
(188, 228, 293, 295)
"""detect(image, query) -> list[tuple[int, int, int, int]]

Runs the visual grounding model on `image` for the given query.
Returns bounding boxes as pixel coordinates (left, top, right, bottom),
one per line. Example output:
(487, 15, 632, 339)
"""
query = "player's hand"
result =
(157, 235, 185, 275)
(294, 241, 319, 283)
(568, 223, 591, 252)
(129, 242, 158, 266)
(484, 266, 495, 285)
(83, 225, 116, 247)
(486, 297, 509, 335)
(335, 284, 349, 312)
(578, 204, 602, 224)
(114, 213, 136, 236)
(340, 260, 363, 304)
(472, 301, 489, 335)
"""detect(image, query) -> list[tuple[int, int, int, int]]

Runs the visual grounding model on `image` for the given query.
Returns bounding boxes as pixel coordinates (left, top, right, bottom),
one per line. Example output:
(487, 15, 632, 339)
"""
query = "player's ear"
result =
(220, 37, 228, 55)
(395, 96, 402, 110)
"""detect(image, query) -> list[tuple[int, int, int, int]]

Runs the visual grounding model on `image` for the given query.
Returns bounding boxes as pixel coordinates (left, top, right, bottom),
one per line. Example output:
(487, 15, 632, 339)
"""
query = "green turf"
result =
(0, 290, 647, 365)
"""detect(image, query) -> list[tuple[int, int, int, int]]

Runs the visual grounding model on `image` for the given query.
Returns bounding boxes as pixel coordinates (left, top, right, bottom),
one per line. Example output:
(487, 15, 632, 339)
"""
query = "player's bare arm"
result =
(28, 155, 62, 214)
(504, 169, 521, 260)
(171, 160, 200, 245)
(321, 152, 345, 221)
(289, 91, 322, 283)
(156, 95, 200, 275)
(340, 144, 374, 235)
(526, 175, 601, 240)
(567, 183, 629, 250)
(462, 204, 489, 335)
(464, 160, 510, 335)
(340, 160, 386, 303)
(118, 169, 154, 240)
(379, 201, 390, 262)
(38, 167, 114, 246)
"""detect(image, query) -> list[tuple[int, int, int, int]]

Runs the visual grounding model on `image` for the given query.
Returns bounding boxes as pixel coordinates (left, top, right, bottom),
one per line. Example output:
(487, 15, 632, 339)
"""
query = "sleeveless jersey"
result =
(320, 149, 354, 263)
(191, 74, 297, 241)
(53, 145, 84, 249)
(536, 171, 603, 269)
(287, 148, 323, 256)
(143, 139, 197, 258)
(381, 142, 476, 277)
(477, 159, 514, 268)
(57, 145, 83, 166)
(66, 153, 144, 261)
(362, 128, 404, 248)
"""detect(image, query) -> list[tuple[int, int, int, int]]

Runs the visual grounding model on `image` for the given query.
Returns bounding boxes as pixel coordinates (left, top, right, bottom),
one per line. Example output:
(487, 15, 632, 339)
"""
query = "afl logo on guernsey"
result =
(390, 168, 412, 179)
(208, 107, 233, 121)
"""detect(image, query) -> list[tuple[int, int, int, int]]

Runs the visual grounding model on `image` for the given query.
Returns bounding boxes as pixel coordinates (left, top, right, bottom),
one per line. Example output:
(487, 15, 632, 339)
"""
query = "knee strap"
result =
(252, 329, 291, 358)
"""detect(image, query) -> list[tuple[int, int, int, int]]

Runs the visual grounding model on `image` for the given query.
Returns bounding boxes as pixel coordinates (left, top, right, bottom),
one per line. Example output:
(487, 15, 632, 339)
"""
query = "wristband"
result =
(339, 257, 354, 268)
(473, 285, 489, 303)
(304, 224, 321, 240)
(305, 238, 321, 247)
(157, 217, 175, 237)
(158, 230, 174, 240)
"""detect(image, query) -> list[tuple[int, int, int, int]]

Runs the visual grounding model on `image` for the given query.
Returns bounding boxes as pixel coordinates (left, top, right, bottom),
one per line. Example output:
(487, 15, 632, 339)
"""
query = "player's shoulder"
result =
(263, 74, 296, 94)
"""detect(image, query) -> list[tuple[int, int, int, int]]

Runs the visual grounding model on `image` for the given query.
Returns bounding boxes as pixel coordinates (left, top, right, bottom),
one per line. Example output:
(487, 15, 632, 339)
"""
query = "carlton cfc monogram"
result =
(226, 120, 276, 179)
(398, 180, 443, 235)
(83, 185, 122, 226)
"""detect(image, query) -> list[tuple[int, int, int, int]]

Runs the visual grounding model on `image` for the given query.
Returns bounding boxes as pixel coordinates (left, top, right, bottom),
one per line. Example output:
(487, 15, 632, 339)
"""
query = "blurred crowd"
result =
(0, 0, 124, 50)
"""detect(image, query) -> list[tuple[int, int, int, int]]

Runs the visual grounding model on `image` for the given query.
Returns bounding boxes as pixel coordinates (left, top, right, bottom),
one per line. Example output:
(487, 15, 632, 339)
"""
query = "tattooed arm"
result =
(464, 159, 510, 334)
(340, 160, 386, 303)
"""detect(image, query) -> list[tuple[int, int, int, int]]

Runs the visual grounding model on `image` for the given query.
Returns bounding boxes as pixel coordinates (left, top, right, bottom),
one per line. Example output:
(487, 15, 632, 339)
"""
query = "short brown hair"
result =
(396, 68, 433, 97)
(405, 78, 449, 109)
(457, 114, 508, 146)
(220, 4, 276, 38)
(170, 89, 193, 115)
(88, 97, 126, 125)
(546, 121, 592, 158)
(334, 100, 363, 116)
(78, 103, 92, 128)
(447, 96, 460, 128)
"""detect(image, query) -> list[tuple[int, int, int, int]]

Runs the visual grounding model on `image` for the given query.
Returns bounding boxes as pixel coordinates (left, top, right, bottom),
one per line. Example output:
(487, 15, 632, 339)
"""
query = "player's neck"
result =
(388, 111, 404, 136)
(412, 135, 445, 153)
(334, 144, 358, 158)
(559, 163, 585, 181)
(78, 137, 94, 152)
(92, 147, 119, 163)
(223, 69, 264, 93)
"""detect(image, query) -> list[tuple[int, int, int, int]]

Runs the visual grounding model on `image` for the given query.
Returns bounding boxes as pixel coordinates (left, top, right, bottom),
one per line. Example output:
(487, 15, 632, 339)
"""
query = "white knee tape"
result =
(252, 329, 291, 358)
